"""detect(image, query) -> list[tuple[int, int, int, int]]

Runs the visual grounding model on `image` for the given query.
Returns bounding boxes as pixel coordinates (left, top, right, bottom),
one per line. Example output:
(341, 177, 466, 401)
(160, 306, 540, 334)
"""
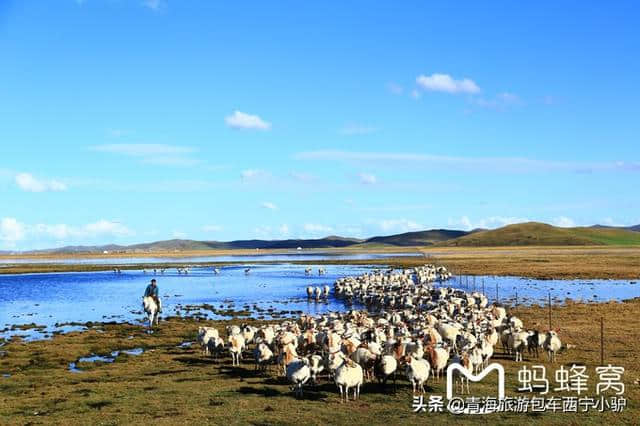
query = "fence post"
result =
(600, 316, 604, 366)
(548, 291, 552, 330)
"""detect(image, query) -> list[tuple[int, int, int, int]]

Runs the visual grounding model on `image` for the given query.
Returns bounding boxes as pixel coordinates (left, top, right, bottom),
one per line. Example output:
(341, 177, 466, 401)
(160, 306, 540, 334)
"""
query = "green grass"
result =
(441, 222, 640, 247)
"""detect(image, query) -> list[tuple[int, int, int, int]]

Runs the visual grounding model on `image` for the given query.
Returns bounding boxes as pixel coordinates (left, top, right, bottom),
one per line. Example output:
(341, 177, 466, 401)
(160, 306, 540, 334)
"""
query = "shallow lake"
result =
(0, 252, 422, 265)
(0, 264, 638, 341)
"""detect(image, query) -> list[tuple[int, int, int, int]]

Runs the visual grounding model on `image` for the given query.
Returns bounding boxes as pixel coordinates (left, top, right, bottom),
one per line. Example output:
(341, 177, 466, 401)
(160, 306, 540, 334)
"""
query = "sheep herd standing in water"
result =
(196, 264, 565, 401)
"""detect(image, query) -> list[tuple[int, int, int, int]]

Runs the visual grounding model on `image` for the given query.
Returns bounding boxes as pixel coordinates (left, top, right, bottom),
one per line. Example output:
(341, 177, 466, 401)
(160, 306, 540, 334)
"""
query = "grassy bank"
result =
(1, 299, 638, 425)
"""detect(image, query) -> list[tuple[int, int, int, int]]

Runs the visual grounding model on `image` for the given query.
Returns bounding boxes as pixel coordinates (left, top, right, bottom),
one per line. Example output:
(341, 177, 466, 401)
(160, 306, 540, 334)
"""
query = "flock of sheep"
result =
(196, 264, 566, 401)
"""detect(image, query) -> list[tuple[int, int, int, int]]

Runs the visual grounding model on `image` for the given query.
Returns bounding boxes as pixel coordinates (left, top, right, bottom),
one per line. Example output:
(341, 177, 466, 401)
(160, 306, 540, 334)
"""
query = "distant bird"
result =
(244, 268, 251, 275)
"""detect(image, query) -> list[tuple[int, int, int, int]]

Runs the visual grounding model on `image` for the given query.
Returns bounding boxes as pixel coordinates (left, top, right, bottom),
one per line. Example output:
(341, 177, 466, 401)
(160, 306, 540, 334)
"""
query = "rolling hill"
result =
(365, 229, 469, 246)
(16, 222, 640, 254)
(440, 222, 640, 246)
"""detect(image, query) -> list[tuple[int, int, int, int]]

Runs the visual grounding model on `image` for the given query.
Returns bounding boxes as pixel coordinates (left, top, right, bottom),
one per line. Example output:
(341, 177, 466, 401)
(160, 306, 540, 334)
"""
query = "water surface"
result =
(0, 264, 637, 341)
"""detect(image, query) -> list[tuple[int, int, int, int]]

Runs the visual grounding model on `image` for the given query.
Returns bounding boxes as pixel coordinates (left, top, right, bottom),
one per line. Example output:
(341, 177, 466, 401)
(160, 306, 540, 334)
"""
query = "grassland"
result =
(441, 222, 640, 247)
(0, 299, 638, 425)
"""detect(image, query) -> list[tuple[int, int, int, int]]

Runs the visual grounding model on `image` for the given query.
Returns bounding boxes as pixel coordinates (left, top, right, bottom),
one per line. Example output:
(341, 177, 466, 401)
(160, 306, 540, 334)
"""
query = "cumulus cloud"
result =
(225, 110, 271, 131)
(261, 201, 277, 210)
(303, 223, 334, 235)
(202, 225, 223, 232)
(91, 144, 199, 167)
(448, 216, 529, 231)
(551, 216, 577, 227)
(377, 219, 423, 233)
(15, 173, 67, 192)
(416, 73, 480, 94)
(358, 173, 377, 185)
(0, 218, 133, 249)
(0, 218, 26, 246)
(241, 169, 270, 182)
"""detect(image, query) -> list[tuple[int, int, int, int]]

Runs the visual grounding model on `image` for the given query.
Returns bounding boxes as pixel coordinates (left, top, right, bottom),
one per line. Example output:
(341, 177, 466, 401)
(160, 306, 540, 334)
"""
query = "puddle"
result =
(68, 348, 144, 372)
(178, 341, 193, 348)
(68, 362, 83, 373)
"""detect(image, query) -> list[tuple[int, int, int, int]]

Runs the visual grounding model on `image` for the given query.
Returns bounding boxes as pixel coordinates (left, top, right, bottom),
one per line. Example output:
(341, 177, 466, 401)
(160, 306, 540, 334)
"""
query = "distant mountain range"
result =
(9, 222, 640, 254)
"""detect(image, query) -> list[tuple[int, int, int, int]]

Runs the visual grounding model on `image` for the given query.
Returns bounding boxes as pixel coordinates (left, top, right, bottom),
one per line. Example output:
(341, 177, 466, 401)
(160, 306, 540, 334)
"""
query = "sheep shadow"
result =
(174, 356, 218, 366)
(219, 365, 266, 379)
(237, 385, 329, 401)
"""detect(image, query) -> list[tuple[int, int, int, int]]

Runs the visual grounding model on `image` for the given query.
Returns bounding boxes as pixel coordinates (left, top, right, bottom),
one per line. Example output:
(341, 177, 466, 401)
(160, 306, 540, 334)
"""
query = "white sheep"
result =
(332, 353, 364, 403)
(206, 336, 225, 358)
(508, 330, 529, 362)
(375, 355, 398, 390)
(229, 334, 245, 366)
(544, 331, 562, 362)
(308, 354, 325, 383)
(254, 341, 273, 372)
(425, 345, 449, 382)
(197, 326, 219, 355)
(286, 358, 311, 398)
(405, 356, 430, 394)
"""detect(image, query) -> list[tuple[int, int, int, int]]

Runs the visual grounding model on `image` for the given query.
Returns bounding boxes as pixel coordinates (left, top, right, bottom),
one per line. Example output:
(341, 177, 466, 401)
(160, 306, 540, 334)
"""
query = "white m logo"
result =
(446, 362, 505, 400)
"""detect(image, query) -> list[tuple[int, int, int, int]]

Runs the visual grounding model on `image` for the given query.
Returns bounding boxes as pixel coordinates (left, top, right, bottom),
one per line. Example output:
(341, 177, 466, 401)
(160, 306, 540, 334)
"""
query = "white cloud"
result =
(303, 223, 334, 235)
(279, 224, 290, 237)
(551, 216, 576, 228)
(172, 231, 187, 239)
(0, 218, 134, 249)
(358, 173, 378, 185)
(600, 217, 626, 227)
(91, 144, 199, 167)
(202, 225, 223, 232)
(225, 110, 271, 131)
(377, 219, 423, 233)
(340, 123, 377, 135)
(416, 73, 480, 94)
(1, 218, 26, 247)
(261, 201, 277, 210)
(471, 92, 521, 110)
(241, 169, 270, 181)
(15, 173, 67, 192)
(253, 226, 273, 239)
(448, 216, 529, 231)
(32, 220, 133, 239)
(143, 0, 164, 11)
(295, 150, 640, 174)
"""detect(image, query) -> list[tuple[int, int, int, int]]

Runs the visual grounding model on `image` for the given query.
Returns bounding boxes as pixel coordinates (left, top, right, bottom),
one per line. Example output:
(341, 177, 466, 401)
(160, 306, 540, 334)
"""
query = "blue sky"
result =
(1, 1, 639, 250)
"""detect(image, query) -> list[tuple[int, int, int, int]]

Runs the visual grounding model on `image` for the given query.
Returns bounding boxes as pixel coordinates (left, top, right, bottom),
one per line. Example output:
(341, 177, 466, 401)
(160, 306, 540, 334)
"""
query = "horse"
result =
(142, 296, 160, 327)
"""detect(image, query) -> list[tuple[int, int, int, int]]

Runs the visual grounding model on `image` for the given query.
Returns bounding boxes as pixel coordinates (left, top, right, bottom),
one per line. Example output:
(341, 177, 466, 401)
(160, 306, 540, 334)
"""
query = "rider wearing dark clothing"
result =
(144, 279, 162, 312)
